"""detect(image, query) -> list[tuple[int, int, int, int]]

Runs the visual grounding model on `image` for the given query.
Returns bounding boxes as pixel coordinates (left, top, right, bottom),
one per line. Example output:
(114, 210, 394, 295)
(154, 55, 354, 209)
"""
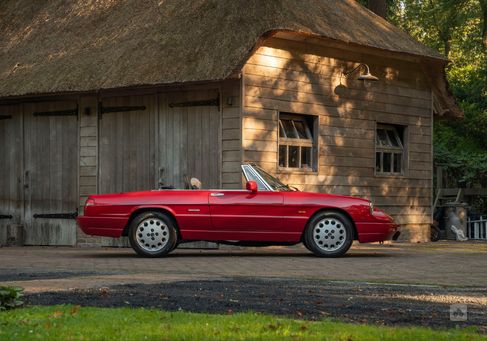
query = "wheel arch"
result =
(122, 206, 181, 240)
(301, 208, 358, 241)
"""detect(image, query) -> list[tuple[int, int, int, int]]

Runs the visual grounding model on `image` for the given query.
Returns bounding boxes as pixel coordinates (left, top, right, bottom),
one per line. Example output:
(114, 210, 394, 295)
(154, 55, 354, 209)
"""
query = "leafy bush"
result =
(0, 286, 24, 311)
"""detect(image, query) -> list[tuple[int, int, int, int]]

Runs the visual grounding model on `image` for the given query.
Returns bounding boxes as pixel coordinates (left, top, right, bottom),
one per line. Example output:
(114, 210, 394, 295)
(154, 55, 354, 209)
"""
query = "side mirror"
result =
(246, 180, 258, 193)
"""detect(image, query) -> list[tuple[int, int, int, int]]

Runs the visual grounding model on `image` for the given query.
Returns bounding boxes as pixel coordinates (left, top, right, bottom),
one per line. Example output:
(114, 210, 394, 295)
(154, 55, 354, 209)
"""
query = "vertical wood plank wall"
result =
(22, 101, 78, 246)
(158, 90, 221, 189)
(0, 105, 22, 245)
(242, 38, 433, 241)
(221, 79, 243, 189)
(77, 96, 101, 246)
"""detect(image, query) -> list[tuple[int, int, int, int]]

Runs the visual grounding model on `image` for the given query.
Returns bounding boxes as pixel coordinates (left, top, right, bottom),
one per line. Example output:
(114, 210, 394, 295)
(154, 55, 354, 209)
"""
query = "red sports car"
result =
(77, 164, 400, 257)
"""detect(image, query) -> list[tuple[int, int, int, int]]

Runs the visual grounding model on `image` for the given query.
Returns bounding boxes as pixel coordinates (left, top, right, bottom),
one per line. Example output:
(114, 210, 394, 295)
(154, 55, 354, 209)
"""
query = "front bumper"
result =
(355, 221, 401, 243)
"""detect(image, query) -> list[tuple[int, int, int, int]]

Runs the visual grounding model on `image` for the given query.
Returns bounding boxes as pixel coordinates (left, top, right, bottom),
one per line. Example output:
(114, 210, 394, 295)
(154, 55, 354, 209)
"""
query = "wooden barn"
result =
(0, 0, 461, 246)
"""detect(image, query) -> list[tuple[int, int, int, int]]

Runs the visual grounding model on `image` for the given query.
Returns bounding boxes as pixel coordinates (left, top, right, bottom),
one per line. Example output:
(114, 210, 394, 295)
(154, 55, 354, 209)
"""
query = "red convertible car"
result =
(78, 164, 400, 257)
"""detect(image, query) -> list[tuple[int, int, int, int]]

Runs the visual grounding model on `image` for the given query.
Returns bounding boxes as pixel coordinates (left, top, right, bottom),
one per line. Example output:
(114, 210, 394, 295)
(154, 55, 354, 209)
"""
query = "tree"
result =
(481, 0, 487, 49)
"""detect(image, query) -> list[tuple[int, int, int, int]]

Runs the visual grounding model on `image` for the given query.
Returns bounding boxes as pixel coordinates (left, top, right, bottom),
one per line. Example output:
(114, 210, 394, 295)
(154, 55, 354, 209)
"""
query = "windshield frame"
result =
(241, 164, 292, 192)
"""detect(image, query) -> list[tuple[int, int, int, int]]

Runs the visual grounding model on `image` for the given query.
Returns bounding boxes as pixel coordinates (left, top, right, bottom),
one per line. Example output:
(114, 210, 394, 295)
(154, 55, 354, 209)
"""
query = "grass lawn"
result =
(0, 305, 484, 340)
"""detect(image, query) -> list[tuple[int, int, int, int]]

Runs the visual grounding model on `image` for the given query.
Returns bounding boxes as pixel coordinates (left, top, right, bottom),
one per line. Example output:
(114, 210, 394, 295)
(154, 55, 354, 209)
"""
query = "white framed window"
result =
(375, 124, 406, 175)
(278, 113, 316, 171)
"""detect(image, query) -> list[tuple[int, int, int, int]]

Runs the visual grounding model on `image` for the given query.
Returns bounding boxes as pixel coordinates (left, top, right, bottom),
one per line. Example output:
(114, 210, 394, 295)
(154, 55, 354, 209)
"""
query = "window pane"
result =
(281, 119, 297, 138)
(278, 120, 286, 138)
(294, 120, 310, 139)
(301, 147, 312, 169)
(377, 129, 389, 146)
(387, 130, 400, 147)
(288, 146, 299, 168)
(376, 152, 382, 172)
(383, 153, 392, 172)
(394, 153, 402, 173)
(279, 145, 287, 167)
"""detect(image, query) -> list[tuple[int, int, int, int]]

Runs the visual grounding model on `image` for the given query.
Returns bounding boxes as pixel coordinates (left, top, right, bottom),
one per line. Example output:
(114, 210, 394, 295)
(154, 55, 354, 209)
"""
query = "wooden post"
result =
(436, 166, 443, 190)
(77, 96, 101, 247)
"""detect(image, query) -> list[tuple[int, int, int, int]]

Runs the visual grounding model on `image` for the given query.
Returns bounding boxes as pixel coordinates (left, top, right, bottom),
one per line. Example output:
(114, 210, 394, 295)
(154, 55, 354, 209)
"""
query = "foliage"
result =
(0, 286, 24, 311)
(0, 306, 485, 340)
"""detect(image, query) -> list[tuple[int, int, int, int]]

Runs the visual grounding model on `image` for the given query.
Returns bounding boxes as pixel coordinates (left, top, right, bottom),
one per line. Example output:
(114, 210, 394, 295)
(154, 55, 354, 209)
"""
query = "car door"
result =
(209, 189, 283, 238)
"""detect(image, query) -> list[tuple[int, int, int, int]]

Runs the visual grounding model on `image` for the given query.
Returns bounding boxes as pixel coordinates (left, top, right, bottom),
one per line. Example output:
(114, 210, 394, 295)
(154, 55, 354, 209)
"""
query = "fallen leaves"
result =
(49, 310, 64, 319)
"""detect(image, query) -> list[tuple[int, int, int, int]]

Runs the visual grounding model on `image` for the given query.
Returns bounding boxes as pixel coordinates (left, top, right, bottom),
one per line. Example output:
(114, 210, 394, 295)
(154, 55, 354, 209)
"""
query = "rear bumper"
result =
(77, 215, 128, 238)
(355, 222, 400, 243)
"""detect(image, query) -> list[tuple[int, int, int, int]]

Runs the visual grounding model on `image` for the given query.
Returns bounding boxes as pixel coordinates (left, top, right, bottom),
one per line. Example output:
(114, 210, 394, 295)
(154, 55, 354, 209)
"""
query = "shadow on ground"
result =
(25, 278, 487, 331)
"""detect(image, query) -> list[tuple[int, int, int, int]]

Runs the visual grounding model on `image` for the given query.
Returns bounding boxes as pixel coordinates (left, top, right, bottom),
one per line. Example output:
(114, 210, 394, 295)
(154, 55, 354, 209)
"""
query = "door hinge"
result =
(99, 103, 146, 115)
(33, 109, 78, 117)
(0, 115, 12, 120)
(33, 211, 78, 219)
(0, 214, 13, 219)
(169, 95, 220, 110)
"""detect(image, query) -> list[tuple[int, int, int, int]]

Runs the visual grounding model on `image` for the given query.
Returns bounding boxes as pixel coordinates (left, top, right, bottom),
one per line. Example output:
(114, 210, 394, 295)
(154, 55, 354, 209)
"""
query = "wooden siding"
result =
(221, 79, 243, 189)
(242, 38, 433, 241)
(23, 101, 78, 245)
(99, 95, 157, 194)
(77, 96, 101, 246)
(0, 104, 22, 245)
(158, 90, 221, 189)
(0, 101, 79, 246)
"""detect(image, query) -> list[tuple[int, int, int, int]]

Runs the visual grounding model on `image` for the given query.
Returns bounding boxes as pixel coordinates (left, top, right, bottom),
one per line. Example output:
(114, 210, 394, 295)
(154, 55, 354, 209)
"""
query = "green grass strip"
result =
(0, 305, 484, 340)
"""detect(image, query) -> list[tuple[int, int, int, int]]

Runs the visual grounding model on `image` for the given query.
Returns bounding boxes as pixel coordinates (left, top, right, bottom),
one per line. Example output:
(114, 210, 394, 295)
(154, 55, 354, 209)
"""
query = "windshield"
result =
(251, 165, 292, 192)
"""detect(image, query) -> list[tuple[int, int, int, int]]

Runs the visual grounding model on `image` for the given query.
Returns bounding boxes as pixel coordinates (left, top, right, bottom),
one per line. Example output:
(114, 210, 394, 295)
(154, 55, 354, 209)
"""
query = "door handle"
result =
(210, 193, 224, 197)
(23, 170, 29, 189)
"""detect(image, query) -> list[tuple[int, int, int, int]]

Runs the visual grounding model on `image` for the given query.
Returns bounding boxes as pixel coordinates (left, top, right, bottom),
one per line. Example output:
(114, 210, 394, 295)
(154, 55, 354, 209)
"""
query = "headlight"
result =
(369, 201, 374, 215)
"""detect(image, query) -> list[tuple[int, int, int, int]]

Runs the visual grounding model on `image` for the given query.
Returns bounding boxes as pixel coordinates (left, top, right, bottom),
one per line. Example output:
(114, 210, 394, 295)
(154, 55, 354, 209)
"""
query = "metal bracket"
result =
(0, 215, 13, 219)
(33, 211, 78, 219)
(169, 95, 220, 110)
(0, 115, 12, 120)
(33, 109, 78, 117)
(100, 104, 146, 115)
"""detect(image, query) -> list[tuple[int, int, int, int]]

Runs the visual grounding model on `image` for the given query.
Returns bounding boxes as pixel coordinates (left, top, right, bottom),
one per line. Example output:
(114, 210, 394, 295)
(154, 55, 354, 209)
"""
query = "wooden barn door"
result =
(0, 105, 23, 245)
(158, 90, 221, 189)
(23, 102, 78, 245)
(98, 95, 156, 246)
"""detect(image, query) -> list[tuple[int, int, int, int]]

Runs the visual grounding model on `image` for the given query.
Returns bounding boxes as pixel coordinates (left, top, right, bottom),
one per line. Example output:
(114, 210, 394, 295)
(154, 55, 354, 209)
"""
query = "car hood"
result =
(291, 191, 370, 204)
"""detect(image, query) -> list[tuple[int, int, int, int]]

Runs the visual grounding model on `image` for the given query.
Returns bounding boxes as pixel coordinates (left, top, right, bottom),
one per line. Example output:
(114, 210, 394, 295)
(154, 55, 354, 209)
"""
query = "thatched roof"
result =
(0, 0, 459, 115)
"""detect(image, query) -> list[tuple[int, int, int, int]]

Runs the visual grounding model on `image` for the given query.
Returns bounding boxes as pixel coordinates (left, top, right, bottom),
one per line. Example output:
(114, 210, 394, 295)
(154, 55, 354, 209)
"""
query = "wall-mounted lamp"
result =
(342, 63, 379, 82)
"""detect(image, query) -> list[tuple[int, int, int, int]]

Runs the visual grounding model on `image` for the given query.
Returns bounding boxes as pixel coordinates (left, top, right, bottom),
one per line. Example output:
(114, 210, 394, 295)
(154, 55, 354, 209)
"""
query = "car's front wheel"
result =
(304, 211, 354, 257)
(128, 211, 178, 257)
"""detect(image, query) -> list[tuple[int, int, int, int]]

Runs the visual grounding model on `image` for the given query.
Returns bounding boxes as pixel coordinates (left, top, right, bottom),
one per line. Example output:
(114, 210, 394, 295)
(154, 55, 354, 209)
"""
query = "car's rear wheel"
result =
(304, 211, 353, 257)
(128, 211, 178, 257)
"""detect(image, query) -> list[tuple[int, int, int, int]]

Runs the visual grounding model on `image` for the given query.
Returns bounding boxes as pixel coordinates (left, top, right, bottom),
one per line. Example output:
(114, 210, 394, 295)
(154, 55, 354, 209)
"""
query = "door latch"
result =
(210, 193, 225, 197)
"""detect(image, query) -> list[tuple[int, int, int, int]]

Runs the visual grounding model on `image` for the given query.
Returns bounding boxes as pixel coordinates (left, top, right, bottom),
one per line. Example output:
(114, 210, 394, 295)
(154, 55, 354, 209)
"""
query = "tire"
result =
(302, 238, 312, 252)
(304, 211, 354, 257)
(128, 211, 178, 257)
(430, 224, 441, 242)
(170, 241, 179, 252)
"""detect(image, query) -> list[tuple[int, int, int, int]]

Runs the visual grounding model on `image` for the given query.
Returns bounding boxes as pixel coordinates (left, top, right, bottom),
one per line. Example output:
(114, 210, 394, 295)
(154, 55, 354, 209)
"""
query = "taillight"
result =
(85, 198, 96, 208)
